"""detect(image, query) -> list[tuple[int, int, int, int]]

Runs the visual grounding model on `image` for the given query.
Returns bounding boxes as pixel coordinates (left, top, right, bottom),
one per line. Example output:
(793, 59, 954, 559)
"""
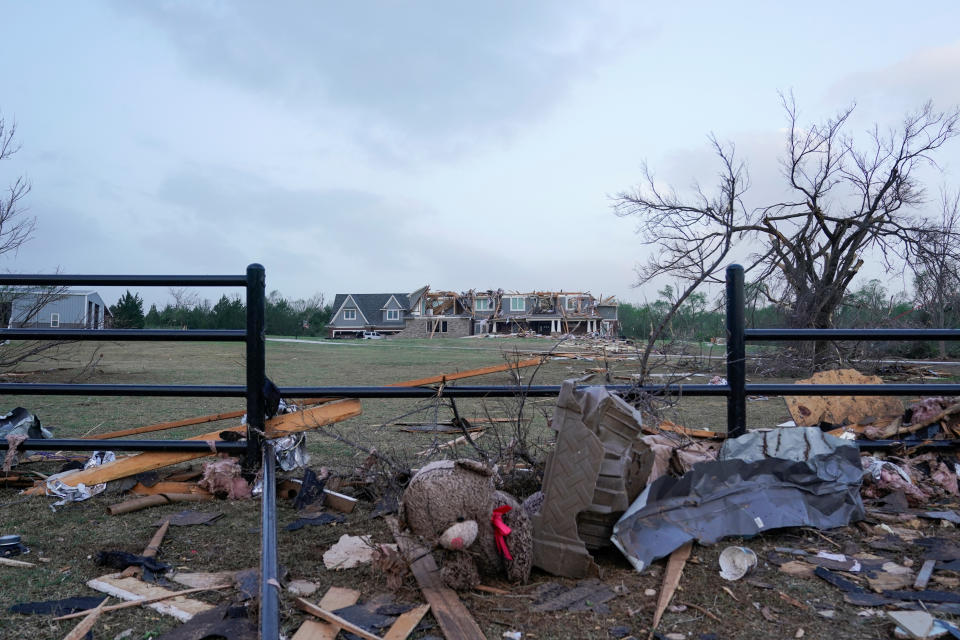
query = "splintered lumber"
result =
(416, 430, 485, 456)
(121, 520, 169, 578)
(0, 556, 35, 568)
(386, 516, 485, 640)
(83, 409, 249, 440)
(291, 586, 362, 640)
(383, 604, 430, 640)
(61, 598, 108, 640)
(86, 574, 215, 622)
(42, 399, 361, 489)
(54, 585, 228, 621)
(295, 598, 385, 640)
(647, 420, 725, 440)
(388, 357, 542, 388)
(107, 493, 212, 515)
(264, 398, 362, 437)
(651, 541, 693, 634)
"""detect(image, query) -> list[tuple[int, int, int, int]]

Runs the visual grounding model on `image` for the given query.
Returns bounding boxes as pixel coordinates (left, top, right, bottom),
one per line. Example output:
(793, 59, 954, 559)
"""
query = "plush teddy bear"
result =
(399, 459, 533, 590)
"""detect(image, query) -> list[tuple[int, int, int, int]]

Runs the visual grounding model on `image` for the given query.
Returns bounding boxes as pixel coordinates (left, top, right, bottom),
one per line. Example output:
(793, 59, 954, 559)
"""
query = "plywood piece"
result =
(295, 598, 384, 640)
(291, 586, 362, 640)
(264, 398, 362, 437)
(86, 573, 214, 622)
(784, 369, 903, 427)
(383, 604, 430, 640)
(387, 517, 485, 640)
(323, 488, 358, 514)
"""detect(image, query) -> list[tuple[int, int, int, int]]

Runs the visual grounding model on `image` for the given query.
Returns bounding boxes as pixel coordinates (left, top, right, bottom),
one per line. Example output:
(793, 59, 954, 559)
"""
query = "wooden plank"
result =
(264, 398, 362, 437)
(31, 425, 245, 491)
(386, 517, 485, 640)
(914, 559, 936, 590)
(291, 587, 361, 640)
(383, 603, 430, 640)
(0, 556, 35, 567)
(388, 357, 542, 388)
(322, 488, 358, 514)
(295, 598, 384, 640)
(652, 541, 692, 631)
(47, 400, 361, 489)
(54, 586, 228, 621)
(86, 573, 214, 622)
(83, 410, 248, 440)
(61, 598, 108, 640)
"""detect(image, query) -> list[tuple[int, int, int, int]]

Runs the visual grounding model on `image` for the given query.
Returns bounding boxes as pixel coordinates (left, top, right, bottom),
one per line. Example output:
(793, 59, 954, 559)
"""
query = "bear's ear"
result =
(455, 459, 493, 477)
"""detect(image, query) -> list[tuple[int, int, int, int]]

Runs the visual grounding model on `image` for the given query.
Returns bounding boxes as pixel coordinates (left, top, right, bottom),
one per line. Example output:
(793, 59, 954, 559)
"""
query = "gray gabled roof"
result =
(332, 292, 410, 326)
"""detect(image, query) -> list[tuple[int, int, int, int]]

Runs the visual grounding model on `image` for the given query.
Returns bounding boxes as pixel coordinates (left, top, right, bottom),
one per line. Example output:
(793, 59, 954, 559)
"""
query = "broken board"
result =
(87, 573, 214, 622)
(784, 369, 903, 427)
(291, 586, 362, 640)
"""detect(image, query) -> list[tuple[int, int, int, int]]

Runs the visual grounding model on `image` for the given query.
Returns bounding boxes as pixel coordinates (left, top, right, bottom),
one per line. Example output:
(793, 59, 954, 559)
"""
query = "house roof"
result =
(332, 293, 410, 325)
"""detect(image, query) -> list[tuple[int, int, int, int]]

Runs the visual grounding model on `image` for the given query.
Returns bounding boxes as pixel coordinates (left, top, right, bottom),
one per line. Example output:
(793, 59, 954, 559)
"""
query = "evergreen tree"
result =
(110, 290, 145, 328)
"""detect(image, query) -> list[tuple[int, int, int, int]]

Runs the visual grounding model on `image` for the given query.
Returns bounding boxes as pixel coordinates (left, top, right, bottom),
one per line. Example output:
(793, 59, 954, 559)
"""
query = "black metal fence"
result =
(1, 263, 959, 638)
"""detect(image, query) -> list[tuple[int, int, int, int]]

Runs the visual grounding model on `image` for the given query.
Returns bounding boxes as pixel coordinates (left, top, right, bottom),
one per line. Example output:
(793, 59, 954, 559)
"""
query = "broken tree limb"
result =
(386, 516, 485, 640)
(386, 357, 543, 389)
(294, 598, 385, 640)
(53, 585, 228, 621)
(651, 541, 693, 635)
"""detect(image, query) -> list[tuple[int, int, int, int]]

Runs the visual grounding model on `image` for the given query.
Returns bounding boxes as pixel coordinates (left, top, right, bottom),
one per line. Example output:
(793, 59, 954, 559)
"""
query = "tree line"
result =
(619, 275, 960, 359)
(110, 290, 332, 337)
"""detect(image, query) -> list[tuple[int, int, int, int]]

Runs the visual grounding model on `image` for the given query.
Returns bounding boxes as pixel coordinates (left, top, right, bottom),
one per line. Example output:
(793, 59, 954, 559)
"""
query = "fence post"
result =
(245, 263, 266, 470)
(726, 264, 746, 437)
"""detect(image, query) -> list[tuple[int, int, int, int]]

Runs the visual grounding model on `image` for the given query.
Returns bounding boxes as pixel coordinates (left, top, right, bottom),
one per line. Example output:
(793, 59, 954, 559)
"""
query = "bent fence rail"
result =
(1, 262, 958, 638)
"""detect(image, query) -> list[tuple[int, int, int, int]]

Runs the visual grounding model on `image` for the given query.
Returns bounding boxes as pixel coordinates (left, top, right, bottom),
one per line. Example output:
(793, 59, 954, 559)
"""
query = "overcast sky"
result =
(2, 1, 959, 309)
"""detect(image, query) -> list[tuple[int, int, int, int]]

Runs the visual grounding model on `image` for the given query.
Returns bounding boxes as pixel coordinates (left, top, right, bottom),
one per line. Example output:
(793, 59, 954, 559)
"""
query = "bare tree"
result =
(910, 189, 960, 357)
(0, 114, 34, 258)
(613, 136, 748, 375)
(0, 112, 73, 371)
(615, 95, 960, 367)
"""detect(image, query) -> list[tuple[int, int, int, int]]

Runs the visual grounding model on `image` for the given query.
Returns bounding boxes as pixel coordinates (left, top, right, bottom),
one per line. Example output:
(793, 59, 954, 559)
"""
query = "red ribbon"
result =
(491, 505, 513, 561)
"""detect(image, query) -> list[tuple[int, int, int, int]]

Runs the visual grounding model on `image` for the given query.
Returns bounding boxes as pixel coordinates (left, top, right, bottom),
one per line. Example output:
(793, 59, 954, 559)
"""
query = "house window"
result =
(385, 309, 400, 321)
(343, 309, 357, 320)
(440, 321, 448, 333)
(566, 297, 578, 310)
(50, 313, 60, 328)
(475, 298, 492, 311)
(509, 297, 525, 311)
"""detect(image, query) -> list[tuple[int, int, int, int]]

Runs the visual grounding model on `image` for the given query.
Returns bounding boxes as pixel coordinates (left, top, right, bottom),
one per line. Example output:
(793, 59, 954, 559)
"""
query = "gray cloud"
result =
(114, 2, 645, 159)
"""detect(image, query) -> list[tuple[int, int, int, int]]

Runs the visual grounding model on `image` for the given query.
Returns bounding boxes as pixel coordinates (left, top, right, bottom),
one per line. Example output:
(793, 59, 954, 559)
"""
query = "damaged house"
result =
(328, 286, 618, 338)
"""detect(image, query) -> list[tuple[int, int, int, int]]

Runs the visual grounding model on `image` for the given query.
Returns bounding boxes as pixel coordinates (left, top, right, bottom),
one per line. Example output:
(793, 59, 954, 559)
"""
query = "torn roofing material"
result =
(612, 427, 865, 572)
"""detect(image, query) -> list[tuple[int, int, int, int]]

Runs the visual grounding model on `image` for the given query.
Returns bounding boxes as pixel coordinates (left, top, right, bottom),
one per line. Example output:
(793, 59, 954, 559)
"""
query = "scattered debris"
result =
(718, 546, 757, 581)
(532, 381, 645, 578)
(9, 596, 107, 616)
(613, 427, 864, 571)
(652, 542, 692, 631)
(198, 457, 251, 500)
(108, 492, 213, 515)
(530, 579, 618, 613)
(154, 604, 257, 640)
(286, 579, 319, 597)
(323, 534, 395, 570)
(86, 573, 215, 622)
(155, 510, 223, 527)
(783, 369, 902, 427)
